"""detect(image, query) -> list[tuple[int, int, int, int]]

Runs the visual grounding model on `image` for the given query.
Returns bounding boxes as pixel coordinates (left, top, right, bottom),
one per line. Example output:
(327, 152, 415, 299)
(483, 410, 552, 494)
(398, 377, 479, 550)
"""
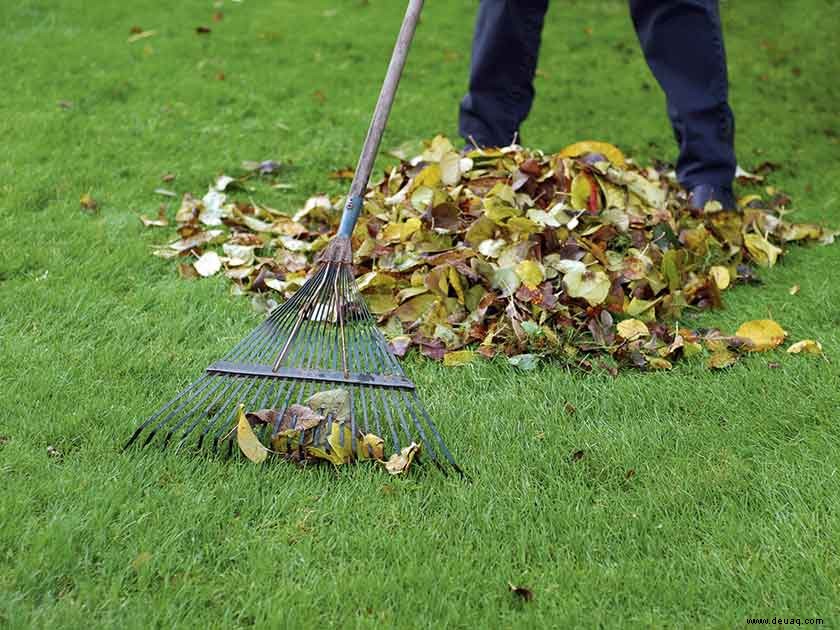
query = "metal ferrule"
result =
(337, 196, 364, 238)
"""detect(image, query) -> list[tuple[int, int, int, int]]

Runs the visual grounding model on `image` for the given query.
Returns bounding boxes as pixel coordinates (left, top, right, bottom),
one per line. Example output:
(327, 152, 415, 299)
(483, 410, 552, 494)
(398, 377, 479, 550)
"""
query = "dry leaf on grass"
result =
(236, 405, 268, 464)
(736, 319, 787, 352)
(507, 582, 535, 602)
(384, 443, 421, 475)
(787, 339, 822, 355)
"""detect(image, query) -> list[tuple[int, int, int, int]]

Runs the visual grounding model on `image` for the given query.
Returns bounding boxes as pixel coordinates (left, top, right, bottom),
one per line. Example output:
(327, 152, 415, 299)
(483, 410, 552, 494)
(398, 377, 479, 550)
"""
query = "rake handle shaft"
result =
(337, 0, 424, 238)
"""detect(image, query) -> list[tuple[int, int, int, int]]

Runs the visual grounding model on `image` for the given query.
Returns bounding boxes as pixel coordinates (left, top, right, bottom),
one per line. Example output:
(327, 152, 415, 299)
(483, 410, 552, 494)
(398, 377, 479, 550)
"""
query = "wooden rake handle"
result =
(336, 0, 425, 238)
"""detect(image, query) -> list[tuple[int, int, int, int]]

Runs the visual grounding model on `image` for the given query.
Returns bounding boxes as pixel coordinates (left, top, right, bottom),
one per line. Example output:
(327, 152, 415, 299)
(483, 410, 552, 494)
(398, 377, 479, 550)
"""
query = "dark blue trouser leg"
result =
(459, 0, 736, 190)
(629, 0, 736, 189)
(459, 0, 549, 147)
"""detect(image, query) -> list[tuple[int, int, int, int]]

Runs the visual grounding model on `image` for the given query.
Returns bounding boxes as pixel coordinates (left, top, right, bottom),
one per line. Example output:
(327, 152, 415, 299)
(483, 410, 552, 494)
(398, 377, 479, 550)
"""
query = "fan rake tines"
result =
(125, 260, 461, 473)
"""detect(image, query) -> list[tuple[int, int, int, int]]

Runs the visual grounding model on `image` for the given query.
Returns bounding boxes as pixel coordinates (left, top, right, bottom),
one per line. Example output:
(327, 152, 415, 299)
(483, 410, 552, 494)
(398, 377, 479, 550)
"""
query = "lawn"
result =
(1, 0, 839, 627)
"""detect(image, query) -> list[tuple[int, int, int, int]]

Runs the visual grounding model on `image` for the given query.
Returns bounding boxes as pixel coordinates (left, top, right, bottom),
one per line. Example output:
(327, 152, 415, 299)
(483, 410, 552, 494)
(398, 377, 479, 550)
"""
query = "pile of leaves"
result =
(149, 137, 835, 370)
(234, 389, 420, 473)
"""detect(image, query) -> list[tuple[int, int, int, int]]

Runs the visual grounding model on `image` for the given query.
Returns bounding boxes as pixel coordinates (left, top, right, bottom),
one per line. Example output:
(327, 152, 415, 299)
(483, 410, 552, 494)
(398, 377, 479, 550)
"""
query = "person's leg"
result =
(629, 0, 736, 200)
(459, 0, 550, 147)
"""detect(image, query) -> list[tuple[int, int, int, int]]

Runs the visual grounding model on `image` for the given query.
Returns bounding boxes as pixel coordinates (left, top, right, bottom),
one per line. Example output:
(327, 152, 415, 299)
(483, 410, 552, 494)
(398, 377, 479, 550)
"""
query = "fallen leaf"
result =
(564, 267, 611, 306)
(787, 339, 822, 355)
(789, 284, 800, 295)
(507, 582, 534, 602)
(616, 319, 649, 341)
(196, 26, 212, 34)
(509, 354, 539, 370)
(515, 260, 544, 290)
(709, 266, 730, 290)
(329, 167, 355, 180)
(736, 319, 787, 352)
(443, 350, 477, 367)
(384, 442, 421, 475)
(80, 193, 98, 212)
(140, 207, 169, 227)
(193, 251, 222, 277)
(707, 349, 737, 369)
(358, 433, 385, 460)
(744, 233, 782, 267)
(236, 405, 269, 463)
(559, 140, 626, 167)
(306, 389, 350, 422)
(128, 30, 157, 43)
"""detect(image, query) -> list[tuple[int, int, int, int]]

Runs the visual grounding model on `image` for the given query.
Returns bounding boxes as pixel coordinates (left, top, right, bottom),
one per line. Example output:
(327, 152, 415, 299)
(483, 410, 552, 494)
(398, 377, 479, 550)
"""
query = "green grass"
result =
(1, 1, 839, 627)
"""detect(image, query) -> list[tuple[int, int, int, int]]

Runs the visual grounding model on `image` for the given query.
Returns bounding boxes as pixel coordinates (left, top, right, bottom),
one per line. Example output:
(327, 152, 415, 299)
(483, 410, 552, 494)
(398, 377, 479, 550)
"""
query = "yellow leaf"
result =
(735, 319, 787, 352)
(448, 266, 466, 304)
(564, 268, 611, 307)
(787, 340, 822, 355)
(570, 173, 592, 211)
(356, 271, 396, 292)
(506, 216, 540, 235)
(709, 265, 730, 290)
(412, 163, 441, 189)
(358, 433, 385, 460)
(707, 349, 737, 369)
(271, 429, 302, 453)
(361, 292, 396, 315)
(384, 442, 421, 475)
(464, 216, 496, 246)
(484, 203, 520, 225)
(381, 217, 422, 243)
(236, 405, 268, 464)
(558, 140, 627, 167)
(744, 233, 782, 267)
(647, 357, 672, 370)
(395, 286, 428, 303)
(394, 294, 438, 323)
(789, 284, 800, 296)
(616, 319, 649, 341)
(443, 350, 477, 367)
(327, 421, 355, 465)
(80, 192, 98, 211)
(626, 297, 660, 320)
(515, 260, 545, 290)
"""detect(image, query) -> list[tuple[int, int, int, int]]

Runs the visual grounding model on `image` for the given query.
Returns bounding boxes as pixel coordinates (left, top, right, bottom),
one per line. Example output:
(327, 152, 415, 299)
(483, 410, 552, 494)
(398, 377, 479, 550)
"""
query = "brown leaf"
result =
(384, 442, 421, 475)
(507, 582, 534, 602)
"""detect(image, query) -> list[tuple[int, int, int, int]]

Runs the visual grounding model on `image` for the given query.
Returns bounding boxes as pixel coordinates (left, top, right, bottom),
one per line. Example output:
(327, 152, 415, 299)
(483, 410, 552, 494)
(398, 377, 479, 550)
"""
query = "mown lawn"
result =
(1, 1, 838, 627)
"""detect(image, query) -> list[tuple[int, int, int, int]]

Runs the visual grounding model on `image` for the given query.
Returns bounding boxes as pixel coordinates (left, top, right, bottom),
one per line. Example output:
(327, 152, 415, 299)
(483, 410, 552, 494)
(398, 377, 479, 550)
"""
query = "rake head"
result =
(126, 238, 461, 474)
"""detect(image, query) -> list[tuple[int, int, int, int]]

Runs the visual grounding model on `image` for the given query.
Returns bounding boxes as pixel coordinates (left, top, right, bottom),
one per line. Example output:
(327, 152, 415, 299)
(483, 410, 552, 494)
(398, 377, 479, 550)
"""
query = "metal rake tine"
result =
(351, 317, 399, 450)
(140, 376, 223, 448)
(407, 391, 462, 474)
(195, 376, 250, 450)
(124, 375, 210, 449)
(211, 377, 262, 452)
(272, 265, 333, 371)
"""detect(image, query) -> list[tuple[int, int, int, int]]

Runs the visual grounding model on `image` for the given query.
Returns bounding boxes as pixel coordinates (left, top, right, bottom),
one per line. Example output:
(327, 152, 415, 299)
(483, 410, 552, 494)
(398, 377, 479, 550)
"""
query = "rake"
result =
(126, 0, 461, 473)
